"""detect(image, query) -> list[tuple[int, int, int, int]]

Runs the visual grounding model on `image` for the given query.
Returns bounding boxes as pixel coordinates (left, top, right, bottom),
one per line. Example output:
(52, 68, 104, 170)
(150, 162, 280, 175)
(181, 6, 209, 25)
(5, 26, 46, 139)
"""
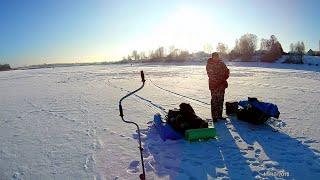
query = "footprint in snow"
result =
(246, 158, 256, 163)
(127, 160, 140, 174)
(12, 172, 24, 180)
(304, 139, 319, 144)
(247, 146, 254, 151)
(234, 136, 242, 142)
(132, 134, 138, 139)
(216, 172, 228, 178)
(132, 133, 147, 140)
(241, 151, 248, 156)
(251, 162, 260, 167)
(255, 149, 261, 158)
(264, 161, 280, 169)
(258, 169, 267, 175)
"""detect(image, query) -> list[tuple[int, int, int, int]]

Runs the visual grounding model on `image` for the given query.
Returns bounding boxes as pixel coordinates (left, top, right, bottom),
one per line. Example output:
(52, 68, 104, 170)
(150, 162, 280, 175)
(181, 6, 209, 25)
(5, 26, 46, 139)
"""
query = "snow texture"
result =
(0, 62, 320, 179)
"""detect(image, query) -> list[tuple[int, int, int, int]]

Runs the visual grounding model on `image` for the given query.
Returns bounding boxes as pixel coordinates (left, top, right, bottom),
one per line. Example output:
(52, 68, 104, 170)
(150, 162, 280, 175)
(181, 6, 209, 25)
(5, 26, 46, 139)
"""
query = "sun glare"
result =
(156, 7, 216, 52)
(118, 6, 230, 59)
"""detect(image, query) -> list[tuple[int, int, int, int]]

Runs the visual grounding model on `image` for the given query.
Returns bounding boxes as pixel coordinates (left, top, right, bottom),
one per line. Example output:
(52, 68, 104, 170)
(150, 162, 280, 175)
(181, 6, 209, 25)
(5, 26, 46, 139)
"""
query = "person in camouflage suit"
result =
(206, 53, 229, 122)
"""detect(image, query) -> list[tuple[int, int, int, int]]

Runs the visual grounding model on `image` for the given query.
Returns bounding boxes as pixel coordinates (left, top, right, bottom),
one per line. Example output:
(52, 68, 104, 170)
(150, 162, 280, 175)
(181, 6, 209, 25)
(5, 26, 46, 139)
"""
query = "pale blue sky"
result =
(1, 0, 320, 67)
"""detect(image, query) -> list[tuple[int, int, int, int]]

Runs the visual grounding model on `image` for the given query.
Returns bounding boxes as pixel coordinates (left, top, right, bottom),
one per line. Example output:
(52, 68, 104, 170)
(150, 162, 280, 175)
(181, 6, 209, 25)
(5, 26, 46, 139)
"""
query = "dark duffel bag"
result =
(236, 104, 270, 125)
(225, 101, 239, 115)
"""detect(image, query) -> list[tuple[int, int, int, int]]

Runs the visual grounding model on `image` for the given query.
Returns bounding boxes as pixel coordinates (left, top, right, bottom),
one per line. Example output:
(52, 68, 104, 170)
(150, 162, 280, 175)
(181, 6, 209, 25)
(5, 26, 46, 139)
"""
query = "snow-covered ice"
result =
(0, 62, 320, 179)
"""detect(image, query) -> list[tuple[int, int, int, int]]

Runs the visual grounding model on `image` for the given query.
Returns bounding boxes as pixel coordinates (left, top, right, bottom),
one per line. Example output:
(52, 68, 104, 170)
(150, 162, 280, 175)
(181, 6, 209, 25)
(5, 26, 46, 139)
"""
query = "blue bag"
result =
(153, 114, 184, 141)
(239, 97, 280, 118)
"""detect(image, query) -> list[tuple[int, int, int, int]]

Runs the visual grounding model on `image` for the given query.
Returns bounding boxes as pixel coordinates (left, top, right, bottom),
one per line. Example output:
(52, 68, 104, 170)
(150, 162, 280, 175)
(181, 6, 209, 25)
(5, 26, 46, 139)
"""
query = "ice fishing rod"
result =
(149, 79, 211, 106)
(118, 71, 146, 180)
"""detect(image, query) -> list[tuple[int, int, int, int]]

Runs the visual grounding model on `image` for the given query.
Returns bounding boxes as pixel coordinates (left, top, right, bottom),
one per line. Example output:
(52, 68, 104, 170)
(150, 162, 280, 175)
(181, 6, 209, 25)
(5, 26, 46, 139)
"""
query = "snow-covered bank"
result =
(303, 56, 320, 65)
(1, 63, 320, 179)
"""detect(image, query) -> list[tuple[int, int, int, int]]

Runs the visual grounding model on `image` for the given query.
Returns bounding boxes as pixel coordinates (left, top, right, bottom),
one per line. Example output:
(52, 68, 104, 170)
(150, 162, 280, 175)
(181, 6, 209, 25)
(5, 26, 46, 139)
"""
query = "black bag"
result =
(236, 104, 270, 125)
(166, 103, 208, 133)
(225, 101, 239, 115)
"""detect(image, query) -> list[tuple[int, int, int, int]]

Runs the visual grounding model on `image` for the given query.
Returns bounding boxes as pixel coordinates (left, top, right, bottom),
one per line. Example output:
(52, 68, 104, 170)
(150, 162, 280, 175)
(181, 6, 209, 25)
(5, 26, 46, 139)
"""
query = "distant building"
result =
(307, 49, 320, 56)
(307, 49, 313, 55)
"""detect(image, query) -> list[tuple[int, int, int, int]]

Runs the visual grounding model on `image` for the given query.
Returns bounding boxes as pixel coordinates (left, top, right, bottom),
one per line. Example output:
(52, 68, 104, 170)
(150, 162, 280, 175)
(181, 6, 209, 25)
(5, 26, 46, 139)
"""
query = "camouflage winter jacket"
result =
(206, 58, 229, 90)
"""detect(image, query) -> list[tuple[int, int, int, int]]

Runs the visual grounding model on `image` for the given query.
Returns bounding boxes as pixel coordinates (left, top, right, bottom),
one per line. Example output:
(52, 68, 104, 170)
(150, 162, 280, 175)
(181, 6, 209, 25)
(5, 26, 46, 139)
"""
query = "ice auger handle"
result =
(119, 104, 123, 117)
(141, 70, 145, 83)
(118, 70, 146, 180)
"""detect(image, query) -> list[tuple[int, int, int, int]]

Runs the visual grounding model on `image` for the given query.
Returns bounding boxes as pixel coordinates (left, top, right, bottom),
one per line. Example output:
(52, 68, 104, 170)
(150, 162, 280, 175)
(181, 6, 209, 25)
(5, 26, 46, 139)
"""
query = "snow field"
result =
(0, 63, 320, 179)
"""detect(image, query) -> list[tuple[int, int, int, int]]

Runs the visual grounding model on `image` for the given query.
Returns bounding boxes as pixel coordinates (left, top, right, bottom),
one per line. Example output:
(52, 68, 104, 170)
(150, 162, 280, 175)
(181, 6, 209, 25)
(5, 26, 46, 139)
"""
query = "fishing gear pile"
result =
(166, 103, 208, 134)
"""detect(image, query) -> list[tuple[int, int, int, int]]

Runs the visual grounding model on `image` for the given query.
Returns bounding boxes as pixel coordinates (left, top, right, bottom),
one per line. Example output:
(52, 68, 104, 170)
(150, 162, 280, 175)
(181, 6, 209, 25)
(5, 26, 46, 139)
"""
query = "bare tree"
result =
(260, 35, 283, 62)
(260, 38, 268, 51)
(167, 46, 177, 58)
(153, 47, 165, 59)
(229, 39, 241, 60)
(139, 52, 146, 60)
(179, 50, 189, 58)
(260, 36, 277, 51)
(132, 50, 139, 60)
(0, 64, 11, 71)
(204, 43, 213, 54)
(291, 41, 305, 55)
(286, 41, 305, 64)
(290, 43, 294, 53)
(238, 33, 257, 60)
(127, 55, 132, 61)
(216, 42, 228, 55)
(299, 42, 305, 54)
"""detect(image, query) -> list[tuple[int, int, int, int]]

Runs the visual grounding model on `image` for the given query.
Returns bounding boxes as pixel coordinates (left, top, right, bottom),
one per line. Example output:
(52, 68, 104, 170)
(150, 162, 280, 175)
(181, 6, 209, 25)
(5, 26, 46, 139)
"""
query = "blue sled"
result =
(153, 114, 184, 141)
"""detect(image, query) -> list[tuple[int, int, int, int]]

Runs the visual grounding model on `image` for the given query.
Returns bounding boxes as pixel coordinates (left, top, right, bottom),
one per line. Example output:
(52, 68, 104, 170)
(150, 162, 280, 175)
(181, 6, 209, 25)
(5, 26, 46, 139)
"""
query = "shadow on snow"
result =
(129, 117, 320, 179)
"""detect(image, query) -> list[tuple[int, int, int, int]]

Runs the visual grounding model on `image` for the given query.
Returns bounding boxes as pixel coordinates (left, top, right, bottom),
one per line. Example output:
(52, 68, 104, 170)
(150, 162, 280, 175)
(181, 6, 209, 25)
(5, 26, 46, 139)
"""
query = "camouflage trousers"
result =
(210, 89, 225, 120)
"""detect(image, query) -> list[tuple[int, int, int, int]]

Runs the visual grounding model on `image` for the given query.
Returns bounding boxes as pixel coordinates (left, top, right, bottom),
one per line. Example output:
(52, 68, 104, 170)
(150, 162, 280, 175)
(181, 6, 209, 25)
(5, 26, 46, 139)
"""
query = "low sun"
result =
(156, 6, 215, 52)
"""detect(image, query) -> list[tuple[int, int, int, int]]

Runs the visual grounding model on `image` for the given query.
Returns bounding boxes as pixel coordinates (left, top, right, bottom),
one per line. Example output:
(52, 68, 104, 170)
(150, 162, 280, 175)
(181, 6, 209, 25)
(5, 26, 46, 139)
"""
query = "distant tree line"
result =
(0, 64, 11, 71)
(121, 46, 193, 63)
(121, 33, 314, 64)
(283, 41, 306, 64)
